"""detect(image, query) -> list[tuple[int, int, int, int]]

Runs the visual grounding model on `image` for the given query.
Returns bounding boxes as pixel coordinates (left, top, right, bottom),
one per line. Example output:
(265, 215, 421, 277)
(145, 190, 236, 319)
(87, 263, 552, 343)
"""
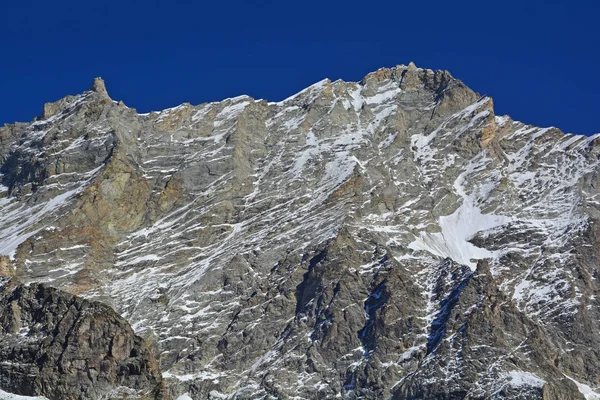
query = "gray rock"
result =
(0, 62, 598, 399)
(0, 279, 170, 400)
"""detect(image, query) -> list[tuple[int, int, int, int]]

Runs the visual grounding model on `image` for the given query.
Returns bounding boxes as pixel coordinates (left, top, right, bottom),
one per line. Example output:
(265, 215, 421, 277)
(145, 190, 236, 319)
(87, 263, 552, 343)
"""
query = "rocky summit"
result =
(0, 64, 598, 400)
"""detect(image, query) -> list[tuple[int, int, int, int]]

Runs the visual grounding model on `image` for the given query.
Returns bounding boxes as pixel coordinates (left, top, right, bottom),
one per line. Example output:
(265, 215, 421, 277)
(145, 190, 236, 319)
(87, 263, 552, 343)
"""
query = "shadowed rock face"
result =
(0, 63, 599, 399)
(0, 280, 170, 400)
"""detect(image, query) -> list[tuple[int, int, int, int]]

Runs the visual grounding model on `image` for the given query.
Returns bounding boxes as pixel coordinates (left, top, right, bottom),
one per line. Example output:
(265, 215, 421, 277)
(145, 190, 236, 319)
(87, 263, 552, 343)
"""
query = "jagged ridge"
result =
(0, 63, 599, 399)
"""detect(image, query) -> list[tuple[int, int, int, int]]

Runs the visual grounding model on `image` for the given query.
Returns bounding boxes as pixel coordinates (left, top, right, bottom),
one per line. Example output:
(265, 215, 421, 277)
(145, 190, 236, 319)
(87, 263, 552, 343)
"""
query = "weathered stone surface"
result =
(0, 63, 598, 399)
(0, 280, 170, 400)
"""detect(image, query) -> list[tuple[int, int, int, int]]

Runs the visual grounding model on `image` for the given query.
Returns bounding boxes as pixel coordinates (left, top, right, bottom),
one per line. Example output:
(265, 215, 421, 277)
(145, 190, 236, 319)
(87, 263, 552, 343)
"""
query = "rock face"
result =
(0, 280, 169, 400)
(0, 63, 599, 399)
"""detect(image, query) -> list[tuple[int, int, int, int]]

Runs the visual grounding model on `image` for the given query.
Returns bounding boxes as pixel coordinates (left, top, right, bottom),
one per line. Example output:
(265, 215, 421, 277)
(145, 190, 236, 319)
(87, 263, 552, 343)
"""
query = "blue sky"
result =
(1, 0, 598, 134)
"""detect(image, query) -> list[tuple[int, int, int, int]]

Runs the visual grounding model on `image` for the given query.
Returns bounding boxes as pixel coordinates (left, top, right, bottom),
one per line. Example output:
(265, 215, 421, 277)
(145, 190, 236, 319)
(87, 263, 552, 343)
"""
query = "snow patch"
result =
(378, 132, 398, 149)
(409, 156, 511, 269)
(564, 375, 600, 400)
(214, 101, 250, 127)
(275, 79, 329, 105)
(504, 371, 545, 388)
(495, 115, 510, 126)
(0, 188, 81, 258)
(0, 389, 48, 400)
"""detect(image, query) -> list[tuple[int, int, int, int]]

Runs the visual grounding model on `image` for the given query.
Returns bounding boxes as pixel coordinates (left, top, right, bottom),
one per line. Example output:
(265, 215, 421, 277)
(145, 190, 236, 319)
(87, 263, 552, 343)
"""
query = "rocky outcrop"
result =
(0, 280, 170, 400)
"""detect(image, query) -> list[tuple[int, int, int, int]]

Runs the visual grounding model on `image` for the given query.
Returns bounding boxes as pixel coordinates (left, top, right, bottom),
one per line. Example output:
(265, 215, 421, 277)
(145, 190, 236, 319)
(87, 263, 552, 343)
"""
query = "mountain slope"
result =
(0, 63, 599, 399)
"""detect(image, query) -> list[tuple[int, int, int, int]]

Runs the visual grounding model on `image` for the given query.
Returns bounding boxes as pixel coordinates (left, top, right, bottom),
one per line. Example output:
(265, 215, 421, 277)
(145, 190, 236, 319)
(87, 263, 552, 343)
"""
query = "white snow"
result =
(214, 101, 250, 127)
(115, 254, 161, 267)
(175, 394, 194, 400)
(290, 132, 319, 178)
(274, 79, 330, 105)
(0, 188, 81, 258)
(454, 110, 490, 139)
(154, 104, 190, 123)
(398, 345, 423, 362)
(564, 375, 600, 400)
(409, 156, 511, 269)
(190, 104, 211, 123)
(0, 161, 103, 260)
(378, 132, 398, 149)
(319, 151, 357, 190)
(0, 389, 47, 400)
(348, 85, 363, 111)
(494, 115, 510, 126)
(365, 86, 400, 105)
(505, 371, 545, 388)
(164, 370, 222, 382)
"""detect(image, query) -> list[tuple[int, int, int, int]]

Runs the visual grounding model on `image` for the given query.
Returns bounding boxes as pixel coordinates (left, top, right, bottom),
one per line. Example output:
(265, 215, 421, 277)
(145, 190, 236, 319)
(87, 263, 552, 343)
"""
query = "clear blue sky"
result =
(1, 0, 598, 134)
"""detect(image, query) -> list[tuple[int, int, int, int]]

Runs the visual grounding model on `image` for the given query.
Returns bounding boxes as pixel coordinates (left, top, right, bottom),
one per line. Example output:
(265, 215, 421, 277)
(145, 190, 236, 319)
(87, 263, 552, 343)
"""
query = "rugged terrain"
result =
(0, 62, 599, 399)
(0, 280, 169, 400)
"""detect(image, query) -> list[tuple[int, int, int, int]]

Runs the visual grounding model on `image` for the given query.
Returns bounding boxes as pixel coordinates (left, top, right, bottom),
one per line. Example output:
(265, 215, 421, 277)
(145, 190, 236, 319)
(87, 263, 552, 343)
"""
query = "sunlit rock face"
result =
(0, 64, 599, 399)
(0, 280, 170, 400)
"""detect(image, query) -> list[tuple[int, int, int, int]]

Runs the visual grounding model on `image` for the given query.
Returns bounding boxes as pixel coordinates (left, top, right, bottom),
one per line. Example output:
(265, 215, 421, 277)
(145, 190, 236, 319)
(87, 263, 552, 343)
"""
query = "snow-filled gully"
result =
(409, 156, 512, 270)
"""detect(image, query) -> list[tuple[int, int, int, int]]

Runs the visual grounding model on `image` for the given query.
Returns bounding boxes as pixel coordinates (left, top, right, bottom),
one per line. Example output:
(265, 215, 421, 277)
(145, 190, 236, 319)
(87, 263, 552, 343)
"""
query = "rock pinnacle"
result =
(91, 77, 110, 99)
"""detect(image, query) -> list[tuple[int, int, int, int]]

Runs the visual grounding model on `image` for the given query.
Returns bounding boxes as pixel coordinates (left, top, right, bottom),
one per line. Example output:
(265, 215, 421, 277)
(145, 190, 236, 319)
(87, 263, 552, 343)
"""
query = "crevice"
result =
(345, 280, 390, 393)
(426, 263, 472, 355)
(294, 249, 327, 316)
(358, 281, 389, 358)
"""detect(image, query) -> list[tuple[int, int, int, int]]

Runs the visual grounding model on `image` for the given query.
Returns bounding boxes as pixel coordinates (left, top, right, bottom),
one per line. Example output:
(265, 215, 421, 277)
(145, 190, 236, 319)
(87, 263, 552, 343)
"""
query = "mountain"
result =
(0, 62, 599, 400)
